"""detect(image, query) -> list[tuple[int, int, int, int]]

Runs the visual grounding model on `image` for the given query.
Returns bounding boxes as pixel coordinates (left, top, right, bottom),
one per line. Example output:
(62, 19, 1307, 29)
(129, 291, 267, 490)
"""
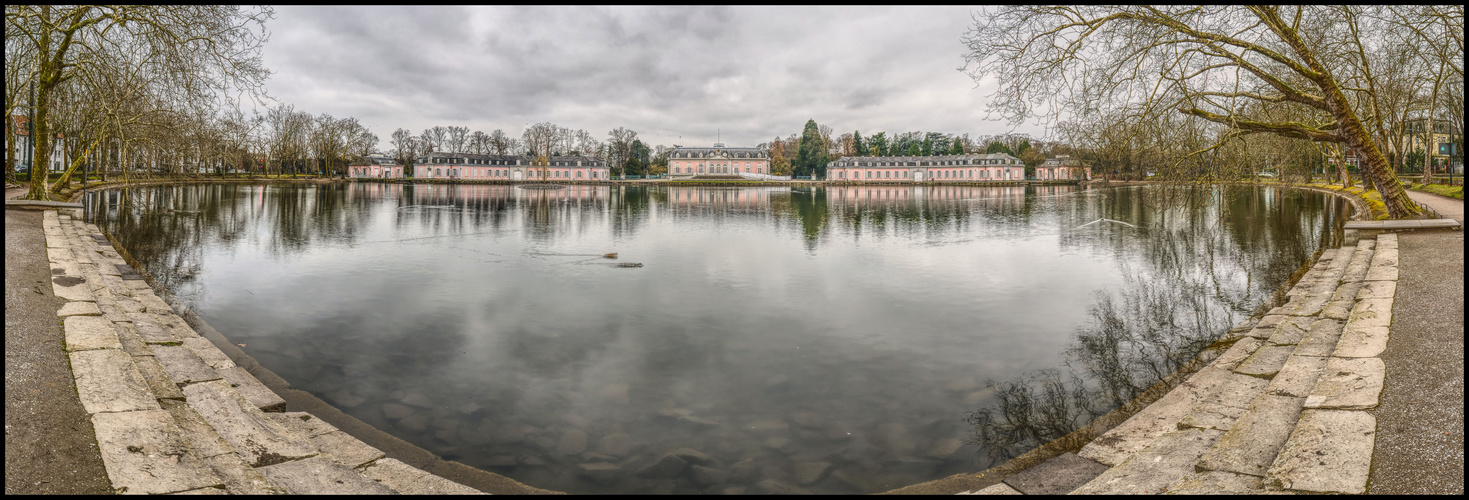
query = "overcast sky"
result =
(261, 6, 1043, 152)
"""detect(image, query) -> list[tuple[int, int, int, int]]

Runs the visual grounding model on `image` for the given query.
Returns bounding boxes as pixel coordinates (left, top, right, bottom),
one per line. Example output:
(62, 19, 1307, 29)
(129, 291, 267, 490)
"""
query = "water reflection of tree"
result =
(967, 185, 1345, 464)
(88, 183, 374, 311)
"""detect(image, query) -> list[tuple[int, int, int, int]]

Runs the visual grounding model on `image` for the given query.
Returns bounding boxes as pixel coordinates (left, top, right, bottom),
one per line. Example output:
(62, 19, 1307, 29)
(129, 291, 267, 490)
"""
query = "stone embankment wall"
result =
(964, 230, 1400, 494)
(42, 208, 492, 494)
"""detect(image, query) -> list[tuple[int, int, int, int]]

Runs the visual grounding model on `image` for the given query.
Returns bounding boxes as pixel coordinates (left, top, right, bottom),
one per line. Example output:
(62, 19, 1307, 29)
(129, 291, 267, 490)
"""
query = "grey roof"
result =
(1041, 156, 1082, 167)
(417, 152, 605, 166)
(669, 146, 768, 159)
(825, 153, 1021, 167)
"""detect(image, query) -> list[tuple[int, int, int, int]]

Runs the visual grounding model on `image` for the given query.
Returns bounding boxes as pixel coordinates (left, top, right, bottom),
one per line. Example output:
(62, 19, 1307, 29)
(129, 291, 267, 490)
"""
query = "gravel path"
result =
(1367, 191, 1464, 495)
(4, 187, 115, 494)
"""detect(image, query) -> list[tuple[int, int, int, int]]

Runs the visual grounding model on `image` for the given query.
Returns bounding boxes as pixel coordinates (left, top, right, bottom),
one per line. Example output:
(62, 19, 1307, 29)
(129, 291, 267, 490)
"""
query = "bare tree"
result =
(487, 129, 512, 155)
(468, 130, 490, 155)
(606, 127, 637, 177)
(445, 125, 469, 153)
(962, 5, 1428, 217)
(6, 5, 273, 199)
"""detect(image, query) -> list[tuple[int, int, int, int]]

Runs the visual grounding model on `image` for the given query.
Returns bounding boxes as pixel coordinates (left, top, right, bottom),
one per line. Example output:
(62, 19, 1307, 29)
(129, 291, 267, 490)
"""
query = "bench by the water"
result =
(1343, 219, 1460, 230)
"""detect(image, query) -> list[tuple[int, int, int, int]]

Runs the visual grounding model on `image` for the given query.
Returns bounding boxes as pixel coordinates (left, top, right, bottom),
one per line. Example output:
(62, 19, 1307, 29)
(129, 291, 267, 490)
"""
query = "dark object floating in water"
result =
(617, 262, 643, 268)
(604, 253, 618, 259)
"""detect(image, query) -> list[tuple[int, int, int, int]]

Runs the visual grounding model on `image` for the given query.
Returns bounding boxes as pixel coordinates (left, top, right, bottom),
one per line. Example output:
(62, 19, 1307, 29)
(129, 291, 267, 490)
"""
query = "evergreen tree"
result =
(921, 135, 934, 156)
(930, 133, 951, 156)
(795, 119, 828, 178)
(949, 139, 965, 155)
(985, 141, 1012, 155)
(852, 131, 864, 157)
(871, 132, 888, 156)
(908, 143, 921, 156)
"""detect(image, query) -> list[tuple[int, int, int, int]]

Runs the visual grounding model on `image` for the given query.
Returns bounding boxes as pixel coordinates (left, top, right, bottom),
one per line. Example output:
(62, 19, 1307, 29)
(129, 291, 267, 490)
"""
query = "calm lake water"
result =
(85, 182, 1345, 494)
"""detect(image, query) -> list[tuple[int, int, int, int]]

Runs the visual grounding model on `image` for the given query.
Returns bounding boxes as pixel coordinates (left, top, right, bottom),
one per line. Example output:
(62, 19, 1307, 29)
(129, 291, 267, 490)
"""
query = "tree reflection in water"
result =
(966, 185, 1345, 464)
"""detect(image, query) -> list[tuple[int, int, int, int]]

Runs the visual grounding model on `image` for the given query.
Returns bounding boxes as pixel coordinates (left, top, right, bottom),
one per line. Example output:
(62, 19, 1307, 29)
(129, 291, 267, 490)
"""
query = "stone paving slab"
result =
(1077, 365, 1264, 467)
(1000, 452, 1109, 495)
(1254, 313, 1290, 330)
(1187, 365, 1272, 410)
(1264, 355, 1329, 398)
(964, 482, 1023, 494)
(360, 458, 485, 495)
(70, 349, 163, 415)
(151, 344, 224, 386)
(58, 300, 103, 317)
(1165, 470, 1263, 495)
(202, 452, 286, 495)
(1369, 248, 1399, 268)
(1364, 265, 1398, 281)
(1283, 293, 1330, 317)
(53, 275, 97, 302)
(1347, 297, 1394, 327)
(1293, 318, 1345, 357)
(183, 380, 318, 467)
(219, 366, 286, 412)
(1196, 394, 1305, 477)
(1211, 337, 1264, 370)
(1355, 280, 1396, 300)
(308, 430, 387, 469)
(115, 322, 154, 357)
(160, 399, 238, 460)
(1304, 357, 1385, 410)
(1265, 410, 1375, 494)
(64, 316, 122, 351)
(128, 312, 180, 344)
(182, 336, 237, 370)
(1233, 344, 1294, 378)
(1264, 316, 1310, 345)
(1375, 232, 1397, 247)
(1333, 325, 1389, 358)
(116, 295, 146, 313)
(1071, 428, 1224, 494)
(1320, 299, 1354, 320)
(138, 293, 175, 314)
(1177, 402, 1246, 432)
(133, 354, 187, 400)
(1340, 248, 1374, 284)
(91, 409, 224, 494)
(255, 456, 395, 495)
(267, 412, 341, 438)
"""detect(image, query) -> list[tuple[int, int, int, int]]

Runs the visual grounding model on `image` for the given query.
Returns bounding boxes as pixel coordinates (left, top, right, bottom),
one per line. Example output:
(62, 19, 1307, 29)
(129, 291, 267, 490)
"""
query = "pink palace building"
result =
(825, 153, 1025, 182)
(1035, 155, 1091, 181)
(413, 152, 608, 181)
(347, 154, 404, 178)
(668, 144, 770, 176)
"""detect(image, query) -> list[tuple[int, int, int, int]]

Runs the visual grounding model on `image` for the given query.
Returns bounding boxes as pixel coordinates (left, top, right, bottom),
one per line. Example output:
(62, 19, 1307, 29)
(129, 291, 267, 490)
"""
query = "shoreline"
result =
(60, 179, 1384, 494)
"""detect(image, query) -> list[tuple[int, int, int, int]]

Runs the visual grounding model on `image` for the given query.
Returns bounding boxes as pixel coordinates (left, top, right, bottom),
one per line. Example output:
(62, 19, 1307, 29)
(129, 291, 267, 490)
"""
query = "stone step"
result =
(44, 212, 485, 495)
(1064, 230, 1399, 495)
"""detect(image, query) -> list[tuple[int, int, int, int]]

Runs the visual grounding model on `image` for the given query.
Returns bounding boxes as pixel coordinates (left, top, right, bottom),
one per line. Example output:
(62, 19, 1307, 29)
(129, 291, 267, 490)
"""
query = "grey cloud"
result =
(262, 6, 1044, 150)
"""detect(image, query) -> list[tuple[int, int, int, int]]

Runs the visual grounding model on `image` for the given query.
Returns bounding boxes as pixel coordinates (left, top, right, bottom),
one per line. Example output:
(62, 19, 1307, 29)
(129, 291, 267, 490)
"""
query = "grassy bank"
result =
(1403, 182, 1464, 200)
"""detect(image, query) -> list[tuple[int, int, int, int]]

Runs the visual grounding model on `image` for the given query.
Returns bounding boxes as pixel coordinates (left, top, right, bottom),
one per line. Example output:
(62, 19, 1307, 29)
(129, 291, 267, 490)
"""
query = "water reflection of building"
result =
(665, 186, 780, 209)
(347, 154, 403, 178)
(825, 153, 1025, 182)
(824, 184, 1030, 207)
(413, 152, 609, 181)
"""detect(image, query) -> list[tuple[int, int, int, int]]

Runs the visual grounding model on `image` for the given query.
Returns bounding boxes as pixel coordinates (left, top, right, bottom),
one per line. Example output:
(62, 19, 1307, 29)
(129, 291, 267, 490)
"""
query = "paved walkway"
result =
(1370, 191, 1463, 494)
(5, 187, 113, 494)
(958, 190, 1463, 495)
